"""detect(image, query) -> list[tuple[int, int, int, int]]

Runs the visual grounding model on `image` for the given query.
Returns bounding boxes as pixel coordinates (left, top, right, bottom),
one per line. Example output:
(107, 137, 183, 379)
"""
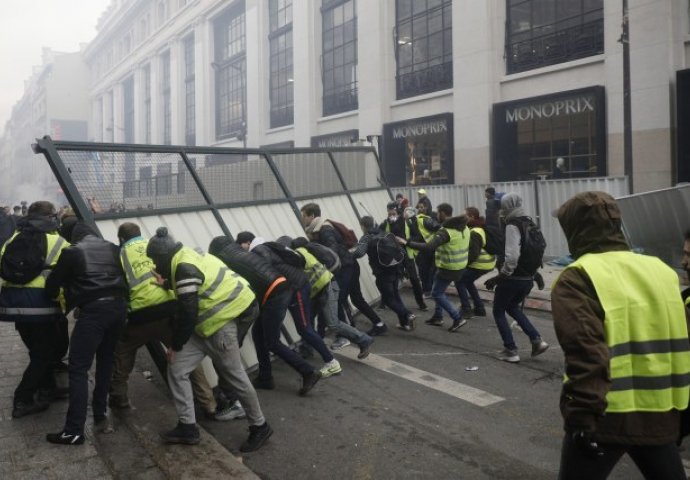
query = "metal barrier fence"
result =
(32, 136, 392, 378)
(393, 176, 629, 258)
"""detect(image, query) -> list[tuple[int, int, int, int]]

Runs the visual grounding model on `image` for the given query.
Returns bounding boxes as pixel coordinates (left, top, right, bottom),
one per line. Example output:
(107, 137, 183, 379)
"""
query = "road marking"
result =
(336, 346, 505, 407)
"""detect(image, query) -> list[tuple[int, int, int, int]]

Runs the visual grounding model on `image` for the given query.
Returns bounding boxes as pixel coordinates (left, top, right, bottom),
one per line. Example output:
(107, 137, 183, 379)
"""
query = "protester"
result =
(146, 227, 272, 452)
(0, 201, 69, 418)
(412, 201, 440, 298)
(394, 193, 409, 215)
(45, 219, 128, 445)
(417, 189, 432, 217)
(552, 191, 690, 479)
(455, 207, 494, 318)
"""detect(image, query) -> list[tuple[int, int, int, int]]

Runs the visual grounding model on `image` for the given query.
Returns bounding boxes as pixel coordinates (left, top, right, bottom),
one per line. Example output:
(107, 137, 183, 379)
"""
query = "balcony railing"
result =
(506, 17, 604, 74)
(322, 84, 358, 117)
(396, 61, 453, 100)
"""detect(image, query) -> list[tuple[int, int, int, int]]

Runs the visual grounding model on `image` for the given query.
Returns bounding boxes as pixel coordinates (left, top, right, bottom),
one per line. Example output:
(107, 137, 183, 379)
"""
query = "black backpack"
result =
(0, 231, 47, 284)
(374, 233, 405, 267)
(509, 217, 546, 276)
(483, 222, 504, 255)
(304, 243, 341, 273)
(263, 241, 306, 269)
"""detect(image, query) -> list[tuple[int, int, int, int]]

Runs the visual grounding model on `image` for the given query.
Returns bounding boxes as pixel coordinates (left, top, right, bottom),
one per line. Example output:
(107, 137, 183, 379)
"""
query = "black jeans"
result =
(14, 318, 68, 404)
(335, 262, 381, 326)
(403, 256, 425, 307)
(559, 434, 686, 480)
(375, 270, 411, 326)
(415, 251, 435, 294)
(252, 286, 313, 378)
(64, 297, 126, 435)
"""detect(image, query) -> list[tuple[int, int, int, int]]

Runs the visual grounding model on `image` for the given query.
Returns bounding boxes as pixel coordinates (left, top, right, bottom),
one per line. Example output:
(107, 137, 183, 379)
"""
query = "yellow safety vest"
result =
(384, 220, 416, 259)
(120, 238, 175, 313)
(435, 227, 469, 271)
(296, 247, 332, 298)
(468, 227, 496, 271)
(171, 247, 255, 338)
(416, 214, 434, 242)
(1, 231, 67, 289)
(564, 251, 690, 413)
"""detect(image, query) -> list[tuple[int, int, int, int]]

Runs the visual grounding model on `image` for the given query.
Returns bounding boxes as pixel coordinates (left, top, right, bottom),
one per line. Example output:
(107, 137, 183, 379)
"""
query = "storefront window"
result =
(493, 87, 606, 181)
(382, 113, 453, 187)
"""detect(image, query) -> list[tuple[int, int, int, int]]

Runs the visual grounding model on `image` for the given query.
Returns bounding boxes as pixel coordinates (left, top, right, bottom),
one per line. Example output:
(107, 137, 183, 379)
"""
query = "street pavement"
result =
(3, 265, 690, 479)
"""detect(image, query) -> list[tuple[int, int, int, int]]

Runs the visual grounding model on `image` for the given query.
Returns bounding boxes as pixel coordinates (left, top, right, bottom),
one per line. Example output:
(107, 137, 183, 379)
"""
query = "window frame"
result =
(268, 0, 294, 128)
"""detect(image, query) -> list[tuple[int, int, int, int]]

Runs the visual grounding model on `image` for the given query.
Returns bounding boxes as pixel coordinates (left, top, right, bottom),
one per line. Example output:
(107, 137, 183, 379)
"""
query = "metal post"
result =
(621, 0, 633, 192)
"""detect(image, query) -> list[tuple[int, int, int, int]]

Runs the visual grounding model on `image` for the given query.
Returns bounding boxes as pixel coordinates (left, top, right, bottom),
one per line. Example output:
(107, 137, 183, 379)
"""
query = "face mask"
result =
(388, 215, 398, 222)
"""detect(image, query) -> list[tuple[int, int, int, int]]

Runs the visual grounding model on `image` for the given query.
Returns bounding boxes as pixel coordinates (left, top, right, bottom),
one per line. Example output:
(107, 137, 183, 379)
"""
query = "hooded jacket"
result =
(552, 191, 688, 445)
(407, 215, 468, 281)
(46, 222, 127, 311)
(304, 217, 354, 267)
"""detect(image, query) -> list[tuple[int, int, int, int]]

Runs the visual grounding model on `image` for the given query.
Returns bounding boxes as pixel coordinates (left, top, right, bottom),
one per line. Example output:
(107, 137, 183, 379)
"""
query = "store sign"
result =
(505, 96, 595, 123)
(392, 120, 447, 139)
(310, 129, 359, 148)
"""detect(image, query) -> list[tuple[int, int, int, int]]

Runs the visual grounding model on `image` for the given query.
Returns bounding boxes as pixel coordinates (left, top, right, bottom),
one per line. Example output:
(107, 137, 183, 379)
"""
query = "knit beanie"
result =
(146, 227, 182, 258)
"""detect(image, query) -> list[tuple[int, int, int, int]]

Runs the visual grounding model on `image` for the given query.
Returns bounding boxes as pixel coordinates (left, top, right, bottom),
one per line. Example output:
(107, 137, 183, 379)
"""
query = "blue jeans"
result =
(289, 283, 334, 363)
(456, 268, 490, 310)
(492, 279, 540, 350)
(313, 282, 370, 345)
(432, 275, 461, 321)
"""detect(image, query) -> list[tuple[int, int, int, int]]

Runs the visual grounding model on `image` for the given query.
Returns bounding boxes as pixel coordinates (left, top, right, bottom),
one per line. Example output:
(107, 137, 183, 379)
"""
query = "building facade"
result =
(84, 0, 690, 194)
(0, 48, 90, 205)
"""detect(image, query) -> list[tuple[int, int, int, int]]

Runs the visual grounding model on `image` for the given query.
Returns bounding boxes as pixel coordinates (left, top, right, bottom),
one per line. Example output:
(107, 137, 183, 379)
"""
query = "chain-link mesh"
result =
(199, 153, 286, 204)
(330, 150, 383, 190)
(58, 150, 206, 214)
(270, 152, 343, 197)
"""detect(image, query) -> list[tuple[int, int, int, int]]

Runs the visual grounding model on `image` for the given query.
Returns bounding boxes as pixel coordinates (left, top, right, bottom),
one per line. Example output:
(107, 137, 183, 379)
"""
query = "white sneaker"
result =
(214, 400, 247, 421)
(499, 348, 520, 363)
(320, 359, 343, 378)
(330, 337, 351, 351)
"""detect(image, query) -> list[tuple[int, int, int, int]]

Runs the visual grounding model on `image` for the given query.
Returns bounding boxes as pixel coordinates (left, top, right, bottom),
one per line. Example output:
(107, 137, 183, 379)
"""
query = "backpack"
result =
(263, 241, 306, 269)
(374, 233, 405, 268)
(509, 217, 546, 276)
(327, 219, 358, 249)
(305, 242, 341, 273)
(483, 223, 504, 255)
(0, 231, 47, 284)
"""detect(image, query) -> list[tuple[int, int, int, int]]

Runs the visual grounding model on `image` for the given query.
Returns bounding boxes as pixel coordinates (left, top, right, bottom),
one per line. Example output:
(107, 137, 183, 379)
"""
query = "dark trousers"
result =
(559, 434, 686, 480)
(64, 297, 126, 435)
(456, 268, 489, 310)
(14, 319, 68, 404)
(336, 262, 381, 326)
(375, 271, 411, 326)
(289, 283, 333, 363)
(415, 251, 435, 294)
(252, 286, 313, 378)
(492, 279, 540, 350)
(403, 256, 425, 307)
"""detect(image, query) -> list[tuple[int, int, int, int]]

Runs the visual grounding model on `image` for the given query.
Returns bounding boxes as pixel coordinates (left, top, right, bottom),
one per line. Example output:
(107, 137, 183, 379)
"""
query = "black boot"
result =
(161, 421, 200, 445)
(298, 371, 322, 396)
(12, 399, 49, 418)
(240, 422, 273, 453)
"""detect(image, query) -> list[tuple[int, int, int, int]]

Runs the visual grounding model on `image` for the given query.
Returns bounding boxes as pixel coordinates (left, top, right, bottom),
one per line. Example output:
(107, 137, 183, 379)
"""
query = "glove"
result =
(484, 276, 501, 291)
(571, 431, 604, 459)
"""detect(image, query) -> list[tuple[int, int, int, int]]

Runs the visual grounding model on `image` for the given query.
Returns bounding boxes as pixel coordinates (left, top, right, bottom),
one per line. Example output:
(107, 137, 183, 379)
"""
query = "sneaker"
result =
(461, 306, 474, 319)
(407, 314, 416, 331)
(418, 303, 429, 312)
(330, 337, 351, 351)
(498, 348, 520, 363)
(357, 337, 374, 360)
(376, 302, 387, 311)
(215, 400, 247, 421)
(240, 422, 273, 453)
(161, 422, 201, 445)
(425, 316, 443, 326)
(367, 324, 388, 336)
(46, 430, 85, 445)
(396, 324, 412, 332)
(531, 339, 550, 357)
(108, 395, 131, 410)
(12, 400, 49, 419)
(448, 318, 468, 332)
(94, 414, 114, 433)
(320, 359, 342, 378)
(473, 307, 487, 317)
(422, 292, 432, 299)
(299, 371, 322, 396)
(252, 376, 275, 390)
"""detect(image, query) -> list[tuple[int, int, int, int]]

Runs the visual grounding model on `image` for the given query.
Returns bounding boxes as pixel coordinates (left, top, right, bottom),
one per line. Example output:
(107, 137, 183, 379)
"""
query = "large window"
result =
(506, 0, 604, 74)
(161, 51, 171, 144)
(214, 3, 246, 140)
(321, 0, 357, 116)
(269, 0, 294, 128)
(394, 0, 452, 99)
(184, 34, 196, 146)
